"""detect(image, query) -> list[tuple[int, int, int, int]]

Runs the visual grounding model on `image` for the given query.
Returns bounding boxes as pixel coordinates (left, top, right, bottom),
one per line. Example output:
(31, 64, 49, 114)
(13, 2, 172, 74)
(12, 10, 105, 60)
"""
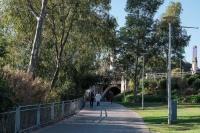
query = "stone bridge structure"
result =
(86, 79, 126, 101)
(85, 45, 199, 101)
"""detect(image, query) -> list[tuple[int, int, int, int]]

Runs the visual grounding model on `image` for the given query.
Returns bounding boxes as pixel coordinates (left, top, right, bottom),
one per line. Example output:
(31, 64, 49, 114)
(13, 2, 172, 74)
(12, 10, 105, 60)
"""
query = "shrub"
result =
(148, 80, 158, 89)
(144, 95, 166, 103)
(183, 74, 191, 79)
(172, 68, 181, 73)
(144, 79, 149, 88)
(3, 70, 50, 105)
(0, 76, 15, 113)
(127, 79, 134, 91)
(147, 80, 159, 95)
(171, 77, 179, 90)
(177, 95, 200, 103)
(114, 91, 138, 103)
(114, 94, 124, 102)
(187, 76, 198, 86)
(125, 94, 134, 102)
(193, 79, 200, 90)
(139, 79, 149, 89)
(115, 93, 200, 103)
(158, 79, 167, 95)
(159, 79, 166, 90)
(178, 78, 187, 90)
(193, 73, 200, 78)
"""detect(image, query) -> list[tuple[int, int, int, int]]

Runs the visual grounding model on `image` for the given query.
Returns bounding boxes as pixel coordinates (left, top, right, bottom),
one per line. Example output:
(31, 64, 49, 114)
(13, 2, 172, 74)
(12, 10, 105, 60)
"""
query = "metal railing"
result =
(146, 72, 191, 79)
(0, 97, 85, 133)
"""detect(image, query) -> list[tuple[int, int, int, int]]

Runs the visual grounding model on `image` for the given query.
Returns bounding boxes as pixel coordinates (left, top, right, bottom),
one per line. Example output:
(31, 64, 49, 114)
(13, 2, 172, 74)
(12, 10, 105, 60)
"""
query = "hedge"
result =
(114, 93, 200, 103)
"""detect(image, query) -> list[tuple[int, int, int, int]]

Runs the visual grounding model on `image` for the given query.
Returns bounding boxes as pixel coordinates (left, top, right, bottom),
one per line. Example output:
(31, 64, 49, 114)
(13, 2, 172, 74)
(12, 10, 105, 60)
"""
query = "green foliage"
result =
(193, 73, 200, 78)
(177, 95, 200, 103)
(114, 90, 134, 102)
(146, 80, 159, 95)
(178, 78, 187, 90)
(143, 95, 166, 102)
(114, 92, 167, 103)
(115, 79, 200, 103)
(1, 0, 117, 88)
(183, 74, 191, 79)
(171, 77, 179, 90)
(113, 94, 124, 102)
(163, 1, 182, 17)
(0, 43, 7, 69)
(144, 79, 149, 88)
(0, 75, 14, 113)
(139, 79, 149, 89)
(0, 44, 7, 58)
(187, 76, 198, 86)
(193, 79, 200, 90)
(127, 79, 134, 91)
(172, 68, 180, 73)
(125, 94, 134, 102)
(0, 24, 9, 68)
(148, 80, 158, 89)
(158, 78, 166, 91)
(149, 1, 190, 74)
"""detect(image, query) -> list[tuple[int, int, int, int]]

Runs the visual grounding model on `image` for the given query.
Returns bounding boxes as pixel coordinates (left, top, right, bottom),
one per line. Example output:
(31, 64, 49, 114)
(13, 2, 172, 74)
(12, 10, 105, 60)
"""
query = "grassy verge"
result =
(119, 102, 200, 133)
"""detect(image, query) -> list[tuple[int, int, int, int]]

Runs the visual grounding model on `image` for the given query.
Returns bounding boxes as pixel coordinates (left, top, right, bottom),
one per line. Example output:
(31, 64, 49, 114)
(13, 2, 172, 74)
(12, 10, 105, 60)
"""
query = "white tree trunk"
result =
(27, 0, 48, 73)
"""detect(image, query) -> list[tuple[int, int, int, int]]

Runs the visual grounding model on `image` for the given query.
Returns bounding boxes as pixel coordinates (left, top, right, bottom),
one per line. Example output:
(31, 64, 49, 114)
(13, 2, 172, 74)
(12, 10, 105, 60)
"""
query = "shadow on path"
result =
(31, 102, 150, 133)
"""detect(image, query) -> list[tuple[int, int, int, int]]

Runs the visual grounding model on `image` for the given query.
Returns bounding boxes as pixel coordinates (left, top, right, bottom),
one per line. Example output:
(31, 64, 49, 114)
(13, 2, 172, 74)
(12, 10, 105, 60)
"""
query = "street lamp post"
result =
(140, 53, 146, 110)
(163, 15, 176, 125)
(121, 72, 126, 103)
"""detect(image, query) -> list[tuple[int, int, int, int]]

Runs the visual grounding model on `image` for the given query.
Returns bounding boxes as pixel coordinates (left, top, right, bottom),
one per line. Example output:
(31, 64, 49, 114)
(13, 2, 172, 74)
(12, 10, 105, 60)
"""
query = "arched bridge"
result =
(86, 80, 126, 101)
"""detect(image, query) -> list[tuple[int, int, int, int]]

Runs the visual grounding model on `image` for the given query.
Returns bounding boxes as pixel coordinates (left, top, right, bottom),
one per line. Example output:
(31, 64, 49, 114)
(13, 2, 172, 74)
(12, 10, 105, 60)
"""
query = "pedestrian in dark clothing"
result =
(89, 90, 95, 107)
(109, 91, 114, 104)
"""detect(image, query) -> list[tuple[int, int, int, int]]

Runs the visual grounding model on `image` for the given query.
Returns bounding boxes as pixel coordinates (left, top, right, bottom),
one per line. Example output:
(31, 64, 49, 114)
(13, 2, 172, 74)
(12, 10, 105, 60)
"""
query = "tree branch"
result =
(26, 0, 39, 19)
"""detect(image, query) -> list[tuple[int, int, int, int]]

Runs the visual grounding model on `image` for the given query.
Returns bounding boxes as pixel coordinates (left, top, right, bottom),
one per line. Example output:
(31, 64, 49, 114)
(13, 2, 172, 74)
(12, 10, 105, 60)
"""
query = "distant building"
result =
(191, 45, 199, 74)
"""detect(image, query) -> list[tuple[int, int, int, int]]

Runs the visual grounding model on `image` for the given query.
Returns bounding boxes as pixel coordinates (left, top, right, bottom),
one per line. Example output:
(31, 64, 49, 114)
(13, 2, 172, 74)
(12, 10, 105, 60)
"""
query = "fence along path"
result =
(31, 102, 150, 133)
(0, 97, 84, 133)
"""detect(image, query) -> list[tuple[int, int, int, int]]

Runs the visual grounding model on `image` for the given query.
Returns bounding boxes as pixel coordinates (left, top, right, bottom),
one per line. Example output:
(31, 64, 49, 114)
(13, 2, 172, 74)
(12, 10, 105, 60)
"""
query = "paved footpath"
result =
(32, 102, 150, 133)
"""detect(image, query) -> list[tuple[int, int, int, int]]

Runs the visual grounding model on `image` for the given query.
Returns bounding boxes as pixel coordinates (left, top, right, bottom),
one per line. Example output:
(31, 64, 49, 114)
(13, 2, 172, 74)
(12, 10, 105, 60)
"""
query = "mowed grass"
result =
(120, 102, 200, 133)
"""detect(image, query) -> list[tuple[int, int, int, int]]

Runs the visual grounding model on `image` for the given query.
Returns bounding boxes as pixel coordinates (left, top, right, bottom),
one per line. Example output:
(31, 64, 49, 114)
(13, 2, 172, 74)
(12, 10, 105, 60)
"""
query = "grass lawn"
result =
(120, 102, 200, 133)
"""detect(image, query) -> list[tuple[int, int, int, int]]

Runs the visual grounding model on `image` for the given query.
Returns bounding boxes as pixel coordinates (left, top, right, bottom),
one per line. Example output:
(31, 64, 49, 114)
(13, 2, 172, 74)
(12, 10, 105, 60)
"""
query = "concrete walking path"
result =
(31, 102, 150, 133)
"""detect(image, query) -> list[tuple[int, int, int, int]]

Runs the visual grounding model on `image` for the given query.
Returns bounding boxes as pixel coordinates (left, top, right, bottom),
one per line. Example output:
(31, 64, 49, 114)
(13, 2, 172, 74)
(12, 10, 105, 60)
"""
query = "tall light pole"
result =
(140, 53, 146, 110)
(163, 15, 176, 125)
(121, 72, 126, 103)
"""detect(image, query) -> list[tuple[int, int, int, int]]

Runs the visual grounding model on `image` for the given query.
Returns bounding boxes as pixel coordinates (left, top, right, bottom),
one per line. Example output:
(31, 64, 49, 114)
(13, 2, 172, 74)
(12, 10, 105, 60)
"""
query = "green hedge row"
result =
(114, 93, 200, 103)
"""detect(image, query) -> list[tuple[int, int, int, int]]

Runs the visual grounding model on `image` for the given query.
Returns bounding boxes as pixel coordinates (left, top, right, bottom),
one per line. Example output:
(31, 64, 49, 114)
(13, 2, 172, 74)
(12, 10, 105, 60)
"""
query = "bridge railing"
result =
(146, 72, 191, 79)
(0, 97, 85, 133)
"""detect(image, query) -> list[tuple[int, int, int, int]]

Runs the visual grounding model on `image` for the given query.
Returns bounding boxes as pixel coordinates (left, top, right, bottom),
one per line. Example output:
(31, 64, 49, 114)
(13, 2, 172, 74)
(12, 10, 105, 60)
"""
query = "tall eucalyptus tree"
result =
(26, 0, 48, 74)
(148, 1, 190, 73)
(43, 0, 116, 88)
(1, 0, 117, 88)
(1, 0, 46, 71)
(119, 0, 164, 103)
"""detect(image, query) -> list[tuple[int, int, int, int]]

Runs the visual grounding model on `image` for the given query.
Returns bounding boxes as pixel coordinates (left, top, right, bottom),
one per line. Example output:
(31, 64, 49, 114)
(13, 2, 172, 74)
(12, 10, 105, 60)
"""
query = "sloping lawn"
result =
(120, 102, 200, 133)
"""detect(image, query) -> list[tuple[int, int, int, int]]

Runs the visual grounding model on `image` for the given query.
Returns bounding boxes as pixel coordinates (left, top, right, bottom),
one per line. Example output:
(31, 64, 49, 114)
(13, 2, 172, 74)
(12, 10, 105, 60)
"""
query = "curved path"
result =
(32, 102, 150, 133)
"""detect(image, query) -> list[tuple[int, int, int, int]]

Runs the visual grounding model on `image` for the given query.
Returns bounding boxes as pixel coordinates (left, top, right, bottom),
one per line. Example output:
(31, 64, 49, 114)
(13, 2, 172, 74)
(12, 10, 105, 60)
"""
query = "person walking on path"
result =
(95, 92, 101, 108)
(109, 91, 114, 104)
(31, 102, 150, 133)
(89, 90, 95, 107)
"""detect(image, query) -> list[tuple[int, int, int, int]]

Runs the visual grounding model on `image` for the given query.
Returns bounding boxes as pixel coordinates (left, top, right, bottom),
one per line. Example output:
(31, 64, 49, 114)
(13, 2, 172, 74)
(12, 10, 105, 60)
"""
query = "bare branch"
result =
(26, 0, 39, 19)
